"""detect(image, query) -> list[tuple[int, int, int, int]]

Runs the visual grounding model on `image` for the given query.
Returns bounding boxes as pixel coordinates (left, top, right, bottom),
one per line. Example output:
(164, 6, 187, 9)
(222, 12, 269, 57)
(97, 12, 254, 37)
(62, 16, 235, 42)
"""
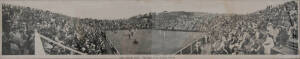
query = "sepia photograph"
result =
(1, 0, 299, 57)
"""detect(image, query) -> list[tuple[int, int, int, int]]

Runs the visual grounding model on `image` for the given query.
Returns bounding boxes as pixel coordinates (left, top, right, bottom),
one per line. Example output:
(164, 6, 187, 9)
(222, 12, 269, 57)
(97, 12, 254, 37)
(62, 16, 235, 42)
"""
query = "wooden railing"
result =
(34, 30, 86, 55)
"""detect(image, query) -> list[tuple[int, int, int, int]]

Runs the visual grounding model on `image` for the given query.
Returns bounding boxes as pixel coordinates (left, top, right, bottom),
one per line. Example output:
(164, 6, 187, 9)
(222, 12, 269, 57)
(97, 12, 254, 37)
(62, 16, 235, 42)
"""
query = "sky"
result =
(3, 0, 294, 19)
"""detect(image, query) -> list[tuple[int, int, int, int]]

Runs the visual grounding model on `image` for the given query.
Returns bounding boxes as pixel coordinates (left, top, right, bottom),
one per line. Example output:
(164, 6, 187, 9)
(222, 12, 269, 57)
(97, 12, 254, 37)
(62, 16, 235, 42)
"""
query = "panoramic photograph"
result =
(1, 0, 298, 55)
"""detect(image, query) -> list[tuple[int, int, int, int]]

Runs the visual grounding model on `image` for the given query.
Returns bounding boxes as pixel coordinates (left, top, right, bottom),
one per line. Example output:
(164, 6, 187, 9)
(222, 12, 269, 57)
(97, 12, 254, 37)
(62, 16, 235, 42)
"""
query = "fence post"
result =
(34, 30, 46, 55)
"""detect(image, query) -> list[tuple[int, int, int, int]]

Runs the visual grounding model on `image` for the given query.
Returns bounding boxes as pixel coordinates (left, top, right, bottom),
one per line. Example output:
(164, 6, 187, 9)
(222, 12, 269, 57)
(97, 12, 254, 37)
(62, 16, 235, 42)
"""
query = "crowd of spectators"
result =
(2, 1, 298, 55)
(178, 1, 298, 55)
(2, 4, 117, 55)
